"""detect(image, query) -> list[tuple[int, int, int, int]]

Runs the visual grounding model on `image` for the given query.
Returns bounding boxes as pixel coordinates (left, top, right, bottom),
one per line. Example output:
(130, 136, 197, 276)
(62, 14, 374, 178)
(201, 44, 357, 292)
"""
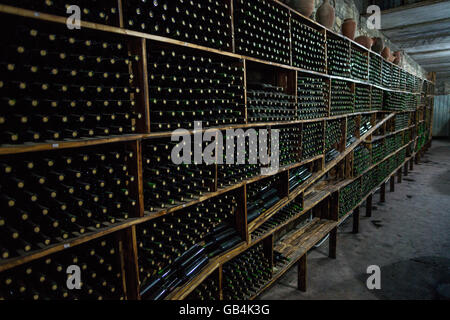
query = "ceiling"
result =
(378, 0, 450, 83)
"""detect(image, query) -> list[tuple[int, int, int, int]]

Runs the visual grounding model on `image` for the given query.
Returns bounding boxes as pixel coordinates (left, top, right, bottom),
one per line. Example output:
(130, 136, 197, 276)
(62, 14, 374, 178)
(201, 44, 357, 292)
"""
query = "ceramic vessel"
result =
(355, 36, 373, 50)
(289, 0, 315, 17)
(372, 37, 384, 53)
(393, 51, 403, 65)
(341, 18, 356, 40)
(382, 47, 391, 60)
(316, 0, 335, 29)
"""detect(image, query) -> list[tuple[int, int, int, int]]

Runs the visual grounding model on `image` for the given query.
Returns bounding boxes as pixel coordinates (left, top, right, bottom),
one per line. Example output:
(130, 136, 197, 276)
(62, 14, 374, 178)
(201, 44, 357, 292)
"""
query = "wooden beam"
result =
(353, 207, 360, 234)
(329, 228, 337, 259)
(362, 0, 449, 17)
(380, 182, 386, 203)
(409, 48, 450, 56)
(394, 32, 450, 44)
(366, 194, 373, 217)
(382, 17, 450, 32)
(298, 254, 307, 292)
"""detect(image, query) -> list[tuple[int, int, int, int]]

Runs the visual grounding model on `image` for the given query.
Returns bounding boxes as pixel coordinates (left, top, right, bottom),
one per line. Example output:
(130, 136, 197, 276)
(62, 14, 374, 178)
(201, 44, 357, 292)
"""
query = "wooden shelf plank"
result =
(0, 218, 142, 273)
(0, 2, 434, 301)
(0, 134, 144, 156)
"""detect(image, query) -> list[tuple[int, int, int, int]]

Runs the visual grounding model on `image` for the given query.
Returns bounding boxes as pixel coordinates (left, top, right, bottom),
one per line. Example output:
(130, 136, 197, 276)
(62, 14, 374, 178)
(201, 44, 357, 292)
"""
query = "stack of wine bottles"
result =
(222, 243, 271, 300)
(218, 130, 262, 188)
(247, 175, 282, 223)
(1, 0, 120, 26)
(405, 94, 419, 111)
(353, 145, 371, 176)
(406, 73, 415, 92)
(0, 17, 141, 145)
(371, 140, 385, 164)
(0, 144, 135, 260)
(414, 76, 422, 93)
(252, 200, 304, 239)
(147, 47, 245, 131)
(0, 236, 125, 300)
(376, 160, 388, 184)
(247, 83, 296, 123)
(389, 153, 398, 173)
(325, 149, 340, 163)
(362, 166, 378, 197)
(369, 54, 382, 86)
(395, 113, 410, 131)
(301, 122, 324, 160)
(397, 148, 406, 166)
(297, 76, 329, 120)
(384, 92, 407, 111)
(291, 18, 326, 73)
(400, 69, 407, 91)
(391, 65, 401, 90)
(360, 115, 372, 136)
(385, 134, 400, 156)
(339, 179, 361, 218)
(387, 152, 397, 174)
(278, 126, 301, 166)
(346, 116, 357, 146)
(330, 80, 354, 116)
(327, 37, 350, 77)
(123, 0, 232, 51)
(404, 130, 411, 146)
(289, 165, 312, 192)
(234, 0, 290, 64)
(351, 47, 368, 81)
(355, 85, 371, 112)
(371, 87, 383, 111)
(382, 61, 391, 88)
(325, 119, 344, 152)
(186, 273, 219, 300)
(138, 192, 241, 300)
(416, 122, 428, 152)
(142, 139, 215, 212)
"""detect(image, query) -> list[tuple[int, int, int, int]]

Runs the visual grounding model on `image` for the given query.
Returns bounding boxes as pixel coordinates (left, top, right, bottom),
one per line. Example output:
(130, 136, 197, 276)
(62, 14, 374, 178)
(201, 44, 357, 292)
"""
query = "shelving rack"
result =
(0, 0, 434, 300)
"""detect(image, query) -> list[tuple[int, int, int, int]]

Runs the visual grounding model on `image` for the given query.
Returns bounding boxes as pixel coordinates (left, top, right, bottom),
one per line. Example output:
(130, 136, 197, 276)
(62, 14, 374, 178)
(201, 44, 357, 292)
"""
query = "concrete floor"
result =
(260, 140, 450, 300)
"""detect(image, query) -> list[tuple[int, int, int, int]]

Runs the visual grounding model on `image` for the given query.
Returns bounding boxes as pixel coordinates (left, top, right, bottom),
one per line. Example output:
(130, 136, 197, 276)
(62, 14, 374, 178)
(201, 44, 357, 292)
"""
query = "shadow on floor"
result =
(356, 256, 450, 300)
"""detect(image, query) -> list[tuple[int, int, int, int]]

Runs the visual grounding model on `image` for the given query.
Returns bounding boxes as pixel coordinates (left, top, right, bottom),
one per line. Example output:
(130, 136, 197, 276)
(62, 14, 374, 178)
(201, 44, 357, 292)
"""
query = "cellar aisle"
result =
(260, 140, 450, 300)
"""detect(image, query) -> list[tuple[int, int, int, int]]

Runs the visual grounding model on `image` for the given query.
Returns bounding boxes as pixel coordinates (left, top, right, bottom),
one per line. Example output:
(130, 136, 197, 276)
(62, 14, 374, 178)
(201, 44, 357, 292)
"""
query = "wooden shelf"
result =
(0, 1, 436, 301)
(0, 134, 145, 156)
(247, 218, 337, 299)
(0, 217, 141, 273)
(0, 4, 431, 92)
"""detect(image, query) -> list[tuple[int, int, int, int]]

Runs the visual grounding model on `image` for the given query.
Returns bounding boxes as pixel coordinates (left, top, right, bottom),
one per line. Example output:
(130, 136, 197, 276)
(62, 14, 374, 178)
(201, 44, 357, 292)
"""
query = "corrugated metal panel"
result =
(433, 95, 450, 137)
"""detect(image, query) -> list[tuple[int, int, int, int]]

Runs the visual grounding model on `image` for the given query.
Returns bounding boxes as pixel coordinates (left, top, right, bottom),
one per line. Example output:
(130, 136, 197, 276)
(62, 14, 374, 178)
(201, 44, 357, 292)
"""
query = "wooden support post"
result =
(353, 207, 360, 234)
(298, 254, 307, 292)
(415, 154, 419, 164)
(410, 158, 414, 171)
(380, 182, 386, 203)
(390, 175, 395, 192)
(366, 194, 373, 217)
(329, 228, 337, 259)
(397, 169, 402, 184)
(121, 226, 140, 300)
(404, 162, 408, 176)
